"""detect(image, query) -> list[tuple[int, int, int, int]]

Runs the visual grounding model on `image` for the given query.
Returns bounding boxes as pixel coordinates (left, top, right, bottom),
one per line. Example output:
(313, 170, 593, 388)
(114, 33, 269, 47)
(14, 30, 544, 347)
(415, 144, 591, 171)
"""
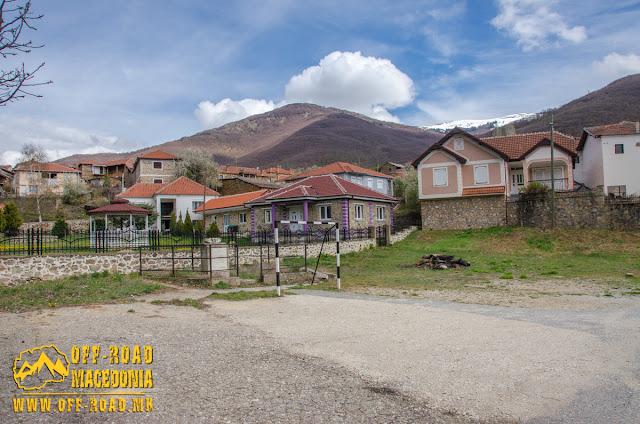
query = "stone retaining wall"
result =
(420, 196, 506, 230)
(0, 250, 201, 287)
(19, 219, 90, 232)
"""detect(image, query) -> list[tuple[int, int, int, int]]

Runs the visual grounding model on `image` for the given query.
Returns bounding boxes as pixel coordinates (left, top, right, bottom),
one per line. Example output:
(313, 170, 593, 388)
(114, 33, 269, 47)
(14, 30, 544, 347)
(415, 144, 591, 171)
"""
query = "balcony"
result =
(531, 178, 569, 191)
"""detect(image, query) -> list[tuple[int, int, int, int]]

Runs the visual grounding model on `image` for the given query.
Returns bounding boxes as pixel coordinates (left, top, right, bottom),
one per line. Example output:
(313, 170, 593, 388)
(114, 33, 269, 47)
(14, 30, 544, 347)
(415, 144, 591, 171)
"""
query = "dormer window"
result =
(454, 138, 464, 150)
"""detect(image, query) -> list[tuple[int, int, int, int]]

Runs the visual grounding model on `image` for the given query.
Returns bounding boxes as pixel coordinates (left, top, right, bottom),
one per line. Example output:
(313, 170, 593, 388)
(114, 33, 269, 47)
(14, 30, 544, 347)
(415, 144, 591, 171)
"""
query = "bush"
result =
(520, 181, 548, 195)
(206, 221, 220, 238)
(169, 211, 177, 234)
(3, 202, 23, 235)
(51, 218, 69, 239)
(194, 220, 203, 233)
(62, 180, 87, 205)
(183, 211, 193, 235)
(175, 212, 184, 236)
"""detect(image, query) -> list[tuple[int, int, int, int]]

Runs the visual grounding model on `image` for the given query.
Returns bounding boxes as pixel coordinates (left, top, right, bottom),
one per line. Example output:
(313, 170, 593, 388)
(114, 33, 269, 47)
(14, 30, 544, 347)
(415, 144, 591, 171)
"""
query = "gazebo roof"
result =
(87, 198, 152, 215)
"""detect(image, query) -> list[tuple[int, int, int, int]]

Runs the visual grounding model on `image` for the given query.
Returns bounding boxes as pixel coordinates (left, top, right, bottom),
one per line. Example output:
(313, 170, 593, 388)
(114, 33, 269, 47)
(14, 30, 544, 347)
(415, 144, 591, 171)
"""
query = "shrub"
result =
(194, 220, 203, 233)
(3, 202, 23, 235)
(169, 211, 177, 234)
(51, 218, 69, 239)
(175, 212, 184, 236)
(183, 211, 193, 235)
(62, 180, 87, 205)
(520, 181, 548, 195)
(206, 221, 220, 238)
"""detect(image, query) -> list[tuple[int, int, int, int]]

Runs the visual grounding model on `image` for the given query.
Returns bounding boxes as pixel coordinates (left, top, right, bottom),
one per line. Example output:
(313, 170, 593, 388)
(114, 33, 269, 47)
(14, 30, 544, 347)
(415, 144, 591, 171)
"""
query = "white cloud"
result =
(194, 98, 278, 129)
(593, 53, 640, 77)
(284, 51, 415, 123)
(491, 0, 587, 50)
(0, 116, 144, 166)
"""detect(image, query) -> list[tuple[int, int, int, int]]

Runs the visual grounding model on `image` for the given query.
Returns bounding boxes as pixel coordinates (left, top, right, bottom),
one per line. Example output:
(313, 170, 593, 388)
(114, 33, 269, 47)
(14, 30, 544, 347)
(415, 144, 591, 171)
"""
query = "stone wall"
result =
(0, 250, 201, 287)
(420, 195, 507, 230)
(19, 219, 90, 232)
(507, 191, 640, 230)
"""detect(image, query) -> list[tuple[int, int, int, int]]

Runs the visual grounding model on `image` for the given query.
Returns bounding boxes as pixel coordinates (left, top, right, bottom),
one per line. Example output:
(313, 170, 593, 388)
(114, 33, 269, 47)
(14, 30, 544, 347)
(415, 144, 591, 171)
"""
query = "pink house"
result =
(412, 128, 577, 229)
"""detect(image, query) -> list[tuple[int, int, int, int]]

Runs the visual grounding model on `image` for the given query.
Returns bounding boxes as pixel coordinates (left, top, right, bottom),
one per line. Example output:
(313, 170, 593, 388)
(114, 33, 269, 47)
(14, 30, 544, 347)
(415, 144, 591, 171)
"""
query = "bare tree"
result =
(1, 0, 51, 105)
(19, 142, 48, 222)
(174, 148, 220, 189)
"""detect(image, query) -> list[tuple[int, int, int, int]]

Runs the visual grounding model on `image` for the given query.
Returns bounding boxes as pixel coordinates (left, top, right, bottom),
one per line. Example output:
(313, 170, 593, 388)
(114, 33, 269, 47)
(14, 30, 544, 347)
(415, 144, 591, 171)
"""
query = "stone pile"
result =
(416, 254, 470, 270)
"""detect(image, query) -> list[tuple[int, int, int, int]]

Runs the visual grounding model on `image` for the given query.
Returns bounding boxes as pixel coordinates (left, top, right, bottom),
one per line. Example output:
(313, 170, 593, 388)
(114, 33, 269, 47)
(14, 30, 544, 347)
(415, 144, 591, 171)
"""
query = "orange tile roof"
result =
(584, 121, 639, 137)
(155, 176, 219, 196)
(117, 183, 166, 198)
(219, 165, 264, 177)
(138, 150, 178, 160)
(462, 186, 505, 196)
(288, 162, 392, 180)
(14, 161, 80, 173)
(193, 190, 269, 213)
(479, 131, 577, 160)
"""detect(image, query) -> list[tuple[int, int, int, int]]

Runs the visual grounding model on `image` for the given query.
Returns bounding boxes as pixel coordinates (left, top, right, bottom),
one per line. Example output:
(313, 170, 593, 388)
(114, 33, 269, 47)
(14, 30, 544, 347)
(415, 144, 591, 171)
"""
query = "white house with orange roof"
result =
(118, 176, 219, 230)
(574, 121, 640, 196)
(412, 128, 577, 229)
(12, 161, 82, 197)
(287, 161, 394, 196)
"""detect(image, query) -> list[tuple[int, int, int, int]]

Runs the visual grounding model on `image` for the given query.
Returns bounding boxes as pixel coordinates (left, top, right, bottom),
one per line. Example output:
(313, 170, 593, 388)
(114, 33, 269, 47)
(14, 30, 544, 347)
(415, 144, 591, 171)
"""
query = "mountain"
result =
(498, 74, 640, 137)
(14, 352, 68, 382)
(57, 104, 442, 169)
(423, 113, 537, 135)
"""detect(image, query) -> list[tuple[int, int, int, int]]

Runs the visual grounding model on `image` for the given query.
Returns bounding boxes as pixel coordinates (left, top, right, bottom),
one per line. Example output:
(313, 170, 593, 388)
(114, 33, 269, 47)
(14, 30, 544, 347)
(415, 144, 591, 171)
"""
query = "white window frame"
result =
(376, 180, 384, 191)
(318, 204, 332, 221)
(357, 177, 363, 185)
(474, 165, 489, 185)
(354, 203, 363, 221)
(453, 138, 464, 150)
(263, 208, 272, 224)
(367, 178, 373, 188)
(153, 161, 163, 170)
(192, 201, 203, 211)
(239, 212, 247, 224)
(376, 205, 385, 221)
(433, 167, 448, 187)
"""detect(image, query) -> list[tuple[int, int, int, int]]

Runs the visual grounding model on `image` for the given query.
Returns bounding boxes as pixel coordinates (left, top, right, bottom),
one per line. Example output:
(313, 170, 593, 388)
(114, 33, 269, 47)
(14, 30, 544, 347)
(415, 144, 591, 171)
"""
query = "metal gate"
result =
(376, 225, 388, 247)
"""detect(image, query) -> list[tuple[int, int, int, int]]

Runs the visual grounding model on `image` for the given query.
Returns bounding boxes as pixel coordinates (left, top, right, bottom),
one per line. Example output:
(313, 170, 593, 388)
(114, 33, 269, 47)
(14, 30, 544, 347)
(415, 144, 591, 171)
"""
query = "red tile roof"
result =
(193, 190, 269, 213)
(155, 176, 219, 196)
(263, 167, 293, 175)
(118, 177, 219, 198)
(87, 199, 152, 215)
(219, 165, 264, 177)
(14, 161, 80, 173)
(584, 121, 639, 137)
(117, 183, 166, 198)
(288, 162, 392, 180)
(462, 186, 505, 196)
(247, 174, 396, 204)
(137, 150, 178, 160)
(480, 131, 577, 160)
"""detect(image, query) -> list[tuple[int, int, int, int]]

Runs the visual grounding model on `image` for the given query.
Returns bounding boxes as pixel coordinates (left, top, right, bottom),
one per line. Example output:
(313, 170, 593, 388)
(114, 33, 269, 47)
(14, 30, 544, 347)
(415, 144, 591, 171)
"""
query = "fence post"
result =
(236, 244, 239, 277)
(260, 245, 264, 282)
(304, 244, 307, 271)
(139, 247, 142, 276)
(275, 226, 280, 296)
(171, 245, 175, 277)
(336, 226, 341, 290)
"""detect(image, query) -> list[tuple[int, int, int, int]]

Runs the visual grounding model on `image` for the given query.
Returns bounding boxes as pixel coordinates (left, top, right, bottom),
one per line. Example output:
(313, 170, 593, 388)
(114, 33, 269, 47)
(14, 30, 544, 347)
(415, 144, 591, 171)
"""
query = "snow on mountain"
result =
(422, 113, 537, 133)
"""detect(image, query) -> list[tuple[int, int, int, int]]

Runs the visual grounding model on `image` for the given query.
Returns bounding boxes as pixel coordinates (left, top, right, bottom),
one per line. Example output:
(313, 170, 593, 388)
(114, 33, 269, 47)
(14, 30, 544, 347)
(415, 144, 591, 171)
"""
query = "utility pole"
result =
(550, 115, 555, 230)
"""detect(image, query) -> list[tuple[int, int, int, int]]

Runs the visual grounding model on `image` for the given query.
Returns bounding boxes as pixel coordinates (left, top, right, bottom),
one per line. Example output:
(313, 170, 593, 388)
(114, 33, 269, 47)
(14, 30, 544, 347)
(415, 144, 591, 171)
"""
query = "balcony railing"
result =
(531, 178, 569, 191)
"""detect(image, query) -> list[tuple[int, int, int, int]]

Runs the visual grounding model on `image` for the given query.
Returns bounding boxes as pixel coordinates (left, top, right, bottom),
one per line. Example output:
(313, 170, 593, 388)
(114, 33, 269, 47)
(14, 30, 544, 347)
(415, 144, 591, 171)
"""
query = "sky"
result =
(1, 0, 639, 165)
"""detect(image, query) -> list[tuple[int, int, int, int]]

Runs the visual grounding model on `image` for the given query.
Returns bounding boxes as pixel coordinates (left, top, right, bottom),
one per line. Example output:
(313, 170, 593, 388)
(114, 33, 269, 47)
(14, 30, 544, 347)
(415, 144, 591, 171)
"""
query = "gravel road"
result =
(1, 287, 639, 423)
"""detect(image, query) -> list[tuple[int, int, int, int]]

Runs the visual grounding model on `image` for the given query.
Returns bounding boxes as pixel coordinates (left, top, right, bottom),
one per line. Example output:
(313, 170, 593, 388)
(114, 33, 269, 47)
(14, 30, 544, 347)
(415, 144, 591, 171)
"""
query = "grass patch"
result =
(0, 273, 165, 312)
(207, 290, 291, 300)
(215, 281, 230, 289)
(150, 298, 206, 309)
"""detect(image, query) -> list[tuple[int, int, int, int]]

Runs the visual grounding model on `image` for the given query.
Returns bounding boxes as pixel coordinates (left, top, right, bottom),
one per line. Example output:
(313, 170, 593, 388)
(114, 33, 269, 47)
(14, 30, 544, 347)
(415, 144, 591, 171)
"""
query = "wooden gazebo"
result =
(87, 199, 152, 247)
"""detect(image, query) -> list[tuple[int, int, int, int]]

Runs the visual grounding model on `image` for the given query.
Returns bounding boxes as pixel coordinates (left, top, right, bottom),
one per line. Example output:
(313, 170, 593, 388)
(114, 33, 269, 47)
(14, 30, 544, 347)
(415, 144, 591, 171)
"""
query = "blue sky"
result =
(1, 0, 639, 164)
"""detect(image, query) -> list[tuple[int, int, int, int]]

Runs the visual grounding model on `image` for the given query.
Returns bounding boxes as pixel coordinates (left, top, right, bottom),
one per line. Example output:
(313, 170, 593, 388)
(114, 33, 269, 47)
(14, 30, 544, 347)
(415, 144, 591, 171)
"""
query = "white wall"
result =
(154, 194, 217, 227)
(339, 173, 393, 196)
(601, 134, 640, 195)
(574, 135, 604, 190)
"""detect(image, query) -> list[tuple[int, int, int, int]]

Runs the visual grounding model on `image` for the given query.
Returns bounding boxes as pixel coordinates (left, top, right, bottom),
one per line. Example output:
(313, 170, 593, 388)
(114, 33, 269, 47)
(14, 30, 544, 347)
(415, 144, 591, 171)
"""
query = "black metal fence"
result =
(0, 228, 203, 257)
(218, 227, 375, 247)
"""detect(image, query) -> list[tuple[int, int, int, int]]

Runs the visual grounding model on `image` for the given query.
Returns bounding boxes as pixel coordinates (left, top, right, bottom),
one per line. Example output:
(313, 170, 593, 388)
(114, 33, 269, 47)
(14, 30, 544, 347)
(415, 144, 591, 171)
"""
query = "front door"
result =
(289, 207, 303, 233)
(510, 171, 524, 195)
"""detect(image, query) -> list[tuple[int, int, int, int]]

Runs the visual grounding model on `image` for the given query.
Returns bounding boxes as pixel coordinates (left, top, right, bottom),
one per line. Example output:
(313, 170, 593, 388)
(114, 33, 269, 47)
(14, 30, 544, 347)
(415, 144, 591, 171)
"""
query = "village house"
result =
(574, 121, 640, 197)
(193, 190, 269, 232)
(117, 176, 219, 230)
(379, 161, 408, 177)
(218, 165, 265, 180)
(12, 161, 82, 197)
(0, 165, 14, 193)
(217, 176, 282, 197)
(412, 128, 577, 229)
(77, 158, 134, 189)
(286, 161, 395, 196)
(125, 150, 179, 187)
(245, 174, 397, 235)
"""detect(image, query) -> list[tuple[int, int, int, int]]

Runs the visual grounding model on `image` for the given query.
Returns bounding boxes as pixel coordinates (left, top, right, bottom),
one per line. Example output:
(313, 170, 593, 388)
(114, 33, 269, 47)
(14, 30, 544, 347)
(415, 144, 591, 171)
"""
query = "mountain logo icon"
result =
(13, 345, 70, 390)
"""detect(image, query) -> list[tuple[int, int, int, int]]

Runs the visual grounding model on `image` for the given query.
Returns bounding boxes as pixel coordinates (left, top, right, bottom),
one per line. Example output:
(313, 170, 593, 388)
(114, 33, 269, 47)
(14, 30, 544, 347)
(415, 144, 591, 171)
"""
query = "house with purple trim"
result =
(244, 174, 397, 234)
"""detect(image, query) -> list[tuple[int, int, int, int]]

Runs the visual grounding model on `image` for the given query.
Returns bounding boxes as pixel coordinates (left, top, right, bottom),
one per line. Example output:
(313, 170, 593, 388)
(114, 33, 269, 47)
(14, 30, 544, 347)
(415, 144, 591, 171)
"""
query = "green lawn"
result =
(306, 227, 640, 293)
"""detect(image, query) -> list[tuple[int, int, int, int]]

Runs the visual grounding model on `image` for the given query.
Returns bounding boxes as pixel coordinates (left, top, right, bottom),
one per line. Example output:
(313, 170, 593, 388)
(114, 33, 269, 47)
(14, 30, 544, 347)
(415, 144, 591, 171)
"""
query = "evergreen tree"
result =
(3, 202, 23, 235)
(51, 218, 69, 239)
(176, 212, 184, 236)
(194, 219, 203, 233)
(206, 220, 220, 238)
(169, 210, 177, 234)
(0, 206, 5, 231)
(183, 211, 193, 235)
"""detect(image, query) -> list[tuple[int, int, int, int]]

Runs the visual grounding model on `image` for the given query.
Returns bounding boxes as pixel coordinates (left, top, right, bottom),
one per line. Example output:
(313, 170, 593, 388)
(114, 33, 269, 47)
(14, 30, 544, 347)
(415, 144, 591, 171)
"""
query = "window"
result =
(433, 167, 448, 187)
(239, 212, 247, 224)
(615, 144, 624, 154)
(511, 174, 524, 185)
(264, 209, 272, 224)
(192, 201, 203, 210)
(453, 138, 464, 150)
(376, 205, 385, 221)
(357, 177, 363, 185)
(376, 180, 384, 191)
(354, 204, 363, 220)
(153, 179, 163, 184)
(153, 161, 163, 169)
(28, 185, 38, 193)
(367, 178, 373, 188)
(474, 165, 489, 184)
(319, 204, 332, 221)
